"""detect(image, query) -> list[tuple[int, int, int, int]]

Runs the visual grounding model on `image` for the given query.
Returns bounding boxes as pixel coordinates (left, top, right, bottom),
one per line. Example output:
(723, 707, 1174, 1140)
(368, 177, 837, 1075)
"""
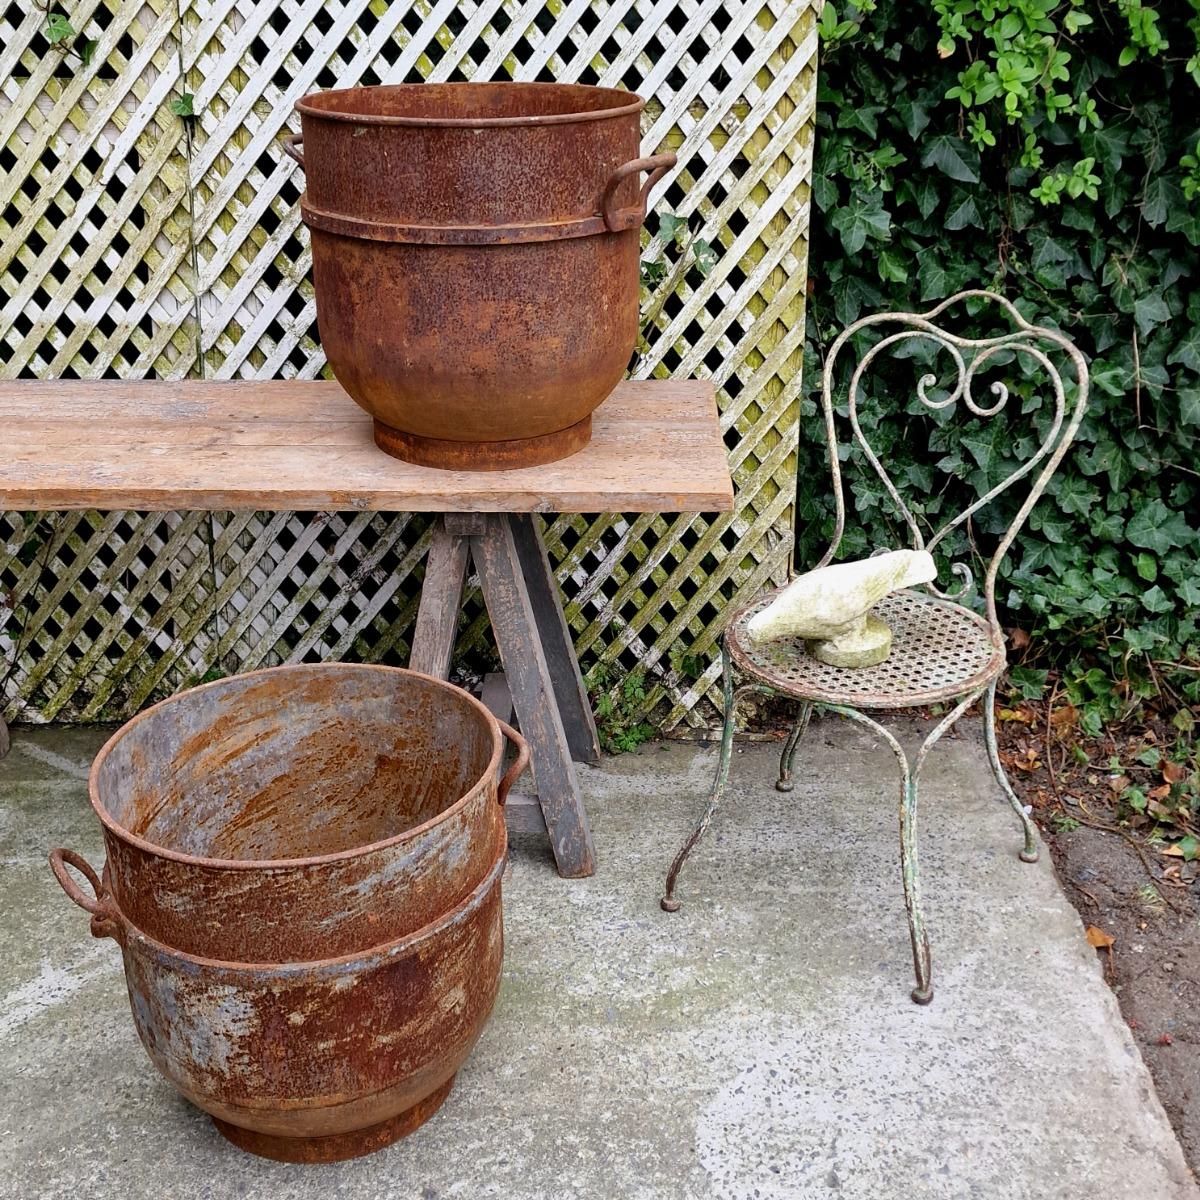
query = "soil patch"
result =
(996, 700, 1200, 1170)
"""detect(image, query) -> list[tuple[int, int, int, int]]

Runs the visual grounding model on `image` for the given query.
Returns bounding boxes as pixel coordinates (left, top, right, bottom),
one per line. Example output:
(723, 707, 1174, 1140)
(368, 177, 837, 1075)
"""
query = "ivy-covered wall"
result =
(800, 1, 1199, 726)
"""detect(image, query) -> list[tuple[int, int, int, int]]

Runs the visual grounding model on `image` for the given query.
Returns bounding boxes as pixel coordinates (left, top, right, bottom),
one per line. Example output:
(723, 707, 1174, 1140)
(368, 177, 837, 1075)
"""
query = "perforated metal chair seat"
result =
(726, 588, 1006, 710)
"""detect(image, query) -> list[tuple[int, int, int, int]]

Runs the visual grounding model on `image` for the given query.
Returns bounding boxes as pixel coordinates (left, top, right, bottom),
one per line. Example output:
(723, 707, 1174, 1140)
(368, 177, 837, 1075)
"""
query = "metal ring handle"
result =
(283, 133, 304, 167)
(495, 719, 530, 807)
(49, 848, 106, 915)
(602, 151, 677, 232)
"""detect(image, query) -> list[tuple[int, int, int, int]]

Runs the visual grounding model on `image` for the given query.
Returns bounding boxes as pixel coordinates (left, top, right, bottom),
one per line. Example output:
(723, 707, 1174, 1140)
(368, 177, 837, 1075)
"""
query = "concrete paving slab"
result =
(0, 718, 1195, 1199)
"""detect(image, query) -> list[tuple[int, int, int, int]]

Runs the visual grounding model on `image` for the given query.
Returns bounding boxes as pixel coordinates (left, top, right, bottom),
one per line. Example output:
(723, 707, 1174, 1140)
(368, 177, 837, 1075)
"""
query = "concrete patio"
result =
(1, 718, 1195, 1199)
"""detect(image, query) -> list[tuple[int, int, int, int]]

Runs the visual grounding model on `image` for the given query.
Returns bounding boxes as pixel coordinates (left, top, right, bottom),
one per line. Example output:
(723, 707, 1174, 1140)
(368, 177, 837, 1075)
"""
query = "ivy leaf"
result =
(692, 239, 717, 278)
(1166, 206, 1200, 246)
(811, 175, 839, 212)
(1180, 576, 1200, 606)
(910, 176, 940, 219)
(1141, 177, 1181, 228)
(1091, 510, 1125, 541)
(45, 13, 74, 43)
(80, 38, 98, 66)
(658, 211, 686, 245)
(878, 249, 907, 284)
(1009, 666, 1049, 700)
(829, 274, 881, 327)
(945, 194, 983, 230)
(169, 93, 196, 118)
(829, 194, 891, 255)
(1167, 327, 1200, 374)
(917, 255, 949, 300)
(1090, 363, 1127, 396)
(1030, 506, 1072, 543)
(895, 98, 932, 140)
(920, 134, 980, 183)
(1030, 230, 1073, 270)
(1086, 125, 1129, 171)
(1133, 292, 1170, 337)
(1142, 585, 1173, 614)
(839, 105, 883, 139)
(1179, 388, 1200, 428)
(1054, 474, 1101, 515)
(1126, 500, 1195, 555)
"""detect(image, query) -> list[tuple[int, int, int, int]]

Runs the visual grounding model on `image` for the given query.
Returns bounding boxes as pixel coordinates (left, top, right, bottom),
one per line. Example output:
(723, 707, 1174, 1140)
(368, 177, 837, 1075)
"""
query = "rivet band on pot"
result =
(299, 199, 644, 244)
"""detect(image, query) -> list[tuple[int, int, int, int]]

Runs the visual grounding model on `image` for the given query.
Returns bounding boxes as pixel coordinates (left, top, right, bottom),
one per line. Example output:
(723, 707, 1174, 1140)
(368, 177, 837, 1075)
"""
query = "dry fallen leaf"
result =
(1109, 774, 1131, 794)
(998, 707, 1035, 724)
(1085, 925, 1116, 949)
(1009, 628, 1031, 650)
(1050, 704, 1078, 728)
(1162, 759, 1187, 785)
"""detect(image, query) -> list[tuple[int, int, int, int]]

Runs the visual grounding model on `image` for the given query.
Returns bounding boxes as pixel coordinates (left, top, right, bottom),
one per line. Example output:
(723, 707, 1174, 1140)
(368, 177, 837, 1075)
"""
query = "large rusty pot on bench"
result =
(285, 82, 676, 471)
(49, 663, 528, 1163)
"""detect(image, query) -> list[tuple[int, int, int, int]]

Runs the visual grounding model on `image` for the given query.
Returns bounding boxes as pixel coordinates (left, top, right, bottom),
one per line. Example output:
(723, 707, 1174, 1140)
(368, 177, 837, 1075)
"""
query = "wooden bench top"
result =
(0, 379, 733, 513)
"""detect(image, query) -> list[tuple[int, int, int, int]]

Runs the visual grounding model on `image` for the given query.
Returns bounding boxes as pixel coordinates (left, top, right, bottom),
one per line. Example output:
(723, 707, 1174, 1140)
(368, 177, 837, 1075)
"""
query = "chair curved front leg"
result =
(775, 702, 813, 792)
(662, 641, 774, 913)
(984, 678, 1040, 863)
(824, 704, 932, 1004)
(824, 691, 983, 1005)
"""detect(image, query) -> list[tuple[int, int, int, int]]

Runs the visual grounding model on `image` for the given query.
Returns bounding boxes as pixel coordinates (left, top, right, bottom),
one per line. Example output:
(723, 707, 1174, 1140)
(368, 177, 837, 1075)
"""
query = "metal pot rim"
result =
(295, 80, 644, 128)
(87, 662, 506, 873)
(112, 849, 507, 971)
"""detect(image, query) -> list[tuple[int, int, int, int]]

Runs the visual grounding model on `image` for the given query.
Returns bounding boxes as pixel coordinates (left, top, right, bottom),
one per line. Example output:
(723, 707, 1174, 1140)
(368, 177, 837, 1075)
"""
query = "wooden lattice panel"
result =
(1, 0, 817, 731)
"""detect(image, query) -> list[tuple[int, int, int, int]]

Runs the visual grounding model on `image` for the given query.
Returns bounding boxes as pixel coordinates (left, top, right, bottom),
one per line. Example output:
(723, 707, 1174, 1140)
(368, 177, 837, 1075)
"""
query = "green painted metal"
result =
(660, 291, 1089, 1005)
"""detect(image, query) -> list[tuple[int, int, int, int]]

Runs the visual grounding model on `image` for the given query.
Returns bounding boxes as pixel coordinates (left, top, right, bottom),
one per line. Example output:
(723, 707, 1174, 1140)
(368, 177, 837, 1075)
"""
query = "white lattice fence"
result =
(1, 0, 817, 732)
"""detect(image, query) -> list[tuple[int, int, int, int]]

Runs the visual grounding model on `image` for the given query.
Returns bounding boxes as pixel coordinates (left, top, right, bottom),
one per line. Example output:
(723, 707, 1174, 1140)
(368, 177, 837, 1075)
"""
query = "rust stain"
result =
(292, 81, 675, 470)
(52, 662, 525, 1161)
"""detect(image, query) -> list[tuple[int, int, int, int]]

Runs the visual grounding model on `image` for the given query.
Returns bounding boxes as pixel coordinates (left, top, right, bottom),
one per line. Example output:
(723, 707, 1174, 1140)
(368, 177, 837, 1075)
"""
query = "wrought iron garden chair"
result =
(660, 290, 1089, 1005)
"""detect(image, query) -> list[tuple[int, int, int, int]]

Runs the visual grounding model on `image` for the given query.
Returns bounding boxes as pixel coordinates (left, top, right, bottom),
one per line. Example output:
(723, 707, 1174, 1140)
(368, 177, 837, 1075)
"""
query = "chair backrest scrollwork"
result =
(815, 290, 1090, 630)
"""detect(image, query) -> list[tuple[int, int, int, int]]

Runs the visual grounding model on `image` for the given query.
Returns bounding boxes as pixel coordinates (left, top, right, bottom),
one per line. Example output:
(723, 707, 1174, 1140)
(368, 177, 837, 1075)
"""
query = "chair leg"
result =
(984, 678, 1040, 863)
(826, 703, 939, 1005)
(662, 643, 748, 913)
(775, 702, 813, 792)
(899, 768, 933, 1005)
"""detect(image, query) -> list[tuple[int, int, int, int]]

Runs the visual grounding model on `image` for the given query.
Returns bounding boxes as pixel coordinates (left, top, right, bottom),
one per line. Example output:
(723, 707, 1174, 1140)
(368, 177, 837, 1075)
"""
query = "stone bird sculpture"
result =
(745, 549, 937, 668)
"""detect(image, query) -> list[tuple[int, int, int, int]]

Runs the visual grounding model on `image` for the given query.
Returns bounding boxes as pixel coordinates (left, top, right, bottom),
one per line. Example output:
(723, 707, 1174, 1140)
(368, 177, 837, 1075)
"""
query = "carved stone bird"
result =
(745, 549, 937, 667)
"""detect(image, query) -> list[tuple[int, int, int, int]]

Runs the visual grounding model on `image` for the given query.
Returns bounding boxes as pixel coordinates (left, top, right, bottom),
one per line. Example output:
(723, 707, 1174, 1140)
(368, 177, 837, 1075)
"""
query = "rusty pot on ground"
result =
(50, 664, 528, 1163)
(285, 82, 676, 471)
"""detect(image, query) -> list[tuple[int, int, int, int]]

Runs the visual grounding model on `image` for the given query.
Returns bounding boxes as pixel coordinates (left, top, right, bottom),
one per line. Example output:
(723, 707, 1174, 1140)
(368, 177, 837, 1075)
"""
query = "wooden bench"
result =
(0, 378, 733, 877)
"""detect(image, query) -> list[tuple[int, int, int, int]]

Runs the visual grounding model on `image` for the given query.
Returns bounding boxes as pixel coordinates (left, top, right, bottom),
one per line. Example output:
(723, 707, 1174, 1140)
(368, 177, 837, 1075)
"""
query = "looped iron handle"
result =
(602, 151, 677, 233)
(495, 719, 530, 807)
(282, 133, 304, 168)
(49, 848, 121, 942)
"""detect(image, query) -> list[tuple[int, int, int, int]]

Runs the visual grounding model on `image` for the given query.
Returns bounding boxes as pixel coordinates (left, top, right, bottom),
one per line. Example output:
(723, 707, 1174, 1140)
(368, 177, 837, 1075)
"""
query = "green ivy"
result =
(804, 2, 1200, 716)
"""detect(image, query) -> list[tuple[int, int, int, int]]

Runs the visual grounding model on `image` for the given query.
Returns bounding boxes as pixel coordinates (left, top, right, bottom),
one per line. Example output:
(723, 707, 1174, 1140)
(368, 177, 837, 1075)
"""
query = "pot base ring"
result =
(211, 1076, 455, 1163)
(373, 415, 591, 471)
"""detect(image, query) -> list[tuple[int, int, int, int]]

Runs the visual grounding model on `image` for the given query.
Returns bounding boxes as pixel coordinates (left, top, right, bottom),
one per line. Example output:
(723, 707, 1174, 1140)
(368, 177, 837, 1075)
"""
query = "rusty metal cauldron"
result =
(49, 663, 529, 1163)
(283, 82, 676, 471)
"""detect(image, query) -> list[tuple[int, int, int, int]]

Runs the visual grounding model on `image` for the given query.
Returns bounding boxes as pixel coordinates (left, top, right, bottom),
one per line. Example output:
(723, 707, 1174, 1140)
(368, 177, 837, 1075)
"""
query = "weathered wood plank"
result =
(510, 514, 601, 765)
(0, 381, 732, 515)
(471, 515, 595, 878)
(503, 793, 550, 836)
(408, 518, 469, 679)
